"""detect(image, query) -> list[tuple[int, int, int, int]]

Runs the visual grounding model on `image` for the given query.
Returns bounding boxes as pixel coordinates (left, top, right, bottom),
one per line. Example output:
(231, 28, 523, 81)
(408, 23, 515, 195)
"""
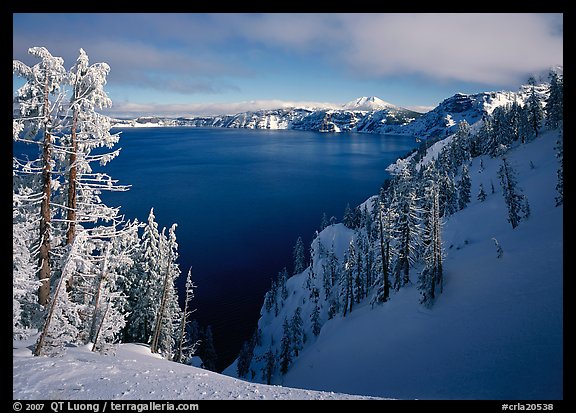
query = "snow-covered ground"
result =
(13, 340, 381, 400)
(278, 129, 563, 399)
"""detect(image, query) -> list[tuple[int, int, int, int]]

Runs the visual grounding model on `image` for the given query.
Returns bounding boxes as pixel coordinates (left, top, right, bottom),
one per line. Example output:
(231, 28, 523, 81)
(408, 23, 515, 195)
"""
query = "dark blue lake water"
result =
(16, 127, 417, 370)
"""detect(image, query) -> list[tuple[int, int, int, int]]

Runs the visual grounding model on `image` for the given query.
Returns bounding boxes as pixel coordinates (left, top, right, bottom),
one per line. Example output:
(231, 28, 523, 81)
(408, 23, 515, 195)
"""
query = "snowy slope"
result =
(225, 129, 563, 400)
(13, 339, 381, 400)
(284, 130, 563, 399)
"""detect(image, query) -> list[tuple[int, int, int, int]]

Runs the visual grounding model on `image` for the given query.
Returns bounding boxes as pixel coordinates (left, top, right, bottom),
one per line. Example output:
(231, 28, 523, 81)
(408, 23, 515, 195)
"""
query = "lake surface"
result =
(20, 127, 418, 370)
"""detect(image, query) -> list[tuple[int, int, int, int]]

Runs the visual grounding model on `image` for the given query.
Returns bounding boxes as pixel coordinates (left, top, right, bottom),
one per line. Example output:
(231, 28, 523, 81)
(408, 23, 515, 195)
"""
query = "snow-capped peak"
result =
(342, 96, 396, 111)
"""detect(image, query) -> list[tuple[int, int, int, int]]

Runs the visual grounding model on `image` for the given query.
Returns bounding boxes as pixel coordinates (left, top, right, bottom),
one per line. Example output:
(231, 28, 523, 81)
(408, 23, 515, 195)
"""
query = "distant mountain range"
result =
(111, 84, 549, 139)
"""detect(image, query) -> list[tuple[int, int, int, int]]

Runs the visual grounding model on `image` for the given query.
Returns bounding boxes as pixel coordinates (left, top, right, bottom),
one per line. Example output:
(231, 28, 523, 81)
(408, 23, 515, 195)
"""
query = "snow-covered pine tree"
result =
(498, 158, 530, 229)
(477, 183, 487, 202)
(261, 347, 276, 385)
(458, 164, 471, 210)
(546, 70, 563, 130)
(62, 48, 126, 246)
(13, 47, 67, 306)
(290, 307, 304, 357)
(279, 317, 292, 375)
(13, 185, 42, 339)
(392, 165, 421, 289)
(517, 103, 532, 144)
(490, 105, 513, 156)
(373, 190, 396, 304)
(278, 267, 289, 302)
(34, 232, 88, 356)
(341, 240, 356, 316)
(150, 224, 184, 359)
(418, 183, 443, 307)
(311, 300, 321, 337)
(292, 236, 306, 275)
(343, 203, 354, 228)
(450, 120, 472, 166)
(174, 268, 197, 364)
(352, 233, 366, 302)
(526, 77, 543, 138)
(125, 209, 164, 343)
(555, 130, 563, 206)
(263, 277, 278, 314)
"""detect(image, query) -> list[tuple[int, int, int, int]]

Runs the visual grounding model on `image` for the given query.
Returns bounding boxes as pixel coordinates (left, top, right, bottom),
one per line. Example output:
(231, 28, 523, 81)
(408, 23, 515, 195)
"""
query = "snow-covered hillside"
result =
(224, 126, 563, 399)
(13, 339, 380, 400)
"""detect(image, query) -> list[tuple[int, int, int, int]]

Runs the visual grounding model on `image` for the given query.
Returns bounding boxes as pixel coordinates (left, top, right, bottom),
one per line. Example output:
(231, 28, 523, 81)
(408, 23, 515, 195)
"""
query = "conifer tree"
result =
(498, 158, 530, 229)
(526, 77, 543, 138)
(555, 131, 563, 206)
(279, 317, 292, 375)
(477, 183, 487, 202)
(546, 71, 563, 130)
(13, 47, 67, 306)
(292, 236, 306, 275)
(290, 308, 304, 356)
(458, 165, 471, 210)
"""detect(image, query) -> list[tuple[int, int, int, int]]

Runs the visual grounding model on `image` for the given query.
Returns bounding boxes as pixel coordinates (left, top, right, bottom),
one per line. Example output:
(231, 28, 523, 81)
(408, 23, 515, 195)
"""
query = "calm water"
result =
(18, 127, 418, 370)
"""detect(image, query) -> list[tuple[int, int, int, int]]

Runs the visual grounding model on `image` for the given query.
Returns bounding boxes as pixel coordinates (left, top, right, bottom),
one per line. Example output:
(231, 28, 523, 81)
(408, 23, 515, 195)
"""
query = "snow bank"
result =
(13, 341, 381, 400)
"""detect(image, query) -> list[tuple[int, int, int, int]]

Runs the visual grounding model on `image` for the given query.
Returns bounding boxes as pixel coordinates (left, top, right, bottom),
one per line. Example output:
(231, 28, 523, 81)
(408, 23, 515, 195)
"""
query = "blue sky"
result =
(13, 13, 563, 117)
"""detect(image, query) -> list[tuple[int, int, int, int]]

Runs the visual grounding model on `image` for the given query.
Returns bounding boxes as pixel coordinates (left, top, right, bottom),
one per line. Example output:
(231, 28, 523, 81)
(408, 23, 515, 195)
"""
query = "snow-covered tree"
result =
(343, 202, 360, 229)
(279, 317, 292, 375)
(290, 307, 304, 357)
(418, 184, 444, 307)
(341, 240, 356, 316)
(125, 209, 164, 343)
(13, 47, 67, 306)
(34, 232, 88, 356)
(546, 71, 563, 130)
(392, 166, 421, 289)
(498, 158, 530, 229)
(278, 267, 289, 302)
(150, 224, 184, 359)
(458, 165, 471, 210)
(526, 77, 543, 138)
(62, 49, 126, 246)
(555, 131, 563, 206)
(451, 120, 472, 166)
(310, 301, 321, 337)
(261, 347, 276, 385)
(174, 268, 197, 364)
(477, 183, 487, 202)
(13, 187, 42, 339)
(292, 236, 306, 275)
(373, 192, 396, 304)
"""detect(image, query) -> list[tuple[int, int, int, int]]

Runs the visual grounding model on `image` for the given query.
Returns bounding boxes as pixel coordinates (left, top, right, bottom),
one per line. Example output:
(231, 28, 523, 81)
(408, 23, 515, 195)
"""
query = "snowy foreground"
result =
(13, 341, 381, 400)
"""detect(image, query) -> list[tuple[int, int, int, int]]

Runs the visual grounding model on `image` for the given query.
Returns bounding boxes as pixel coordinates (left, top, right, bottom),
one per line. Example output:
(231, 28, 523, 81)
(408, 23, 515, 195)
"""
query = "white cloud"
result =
(206, 13, 562, 87)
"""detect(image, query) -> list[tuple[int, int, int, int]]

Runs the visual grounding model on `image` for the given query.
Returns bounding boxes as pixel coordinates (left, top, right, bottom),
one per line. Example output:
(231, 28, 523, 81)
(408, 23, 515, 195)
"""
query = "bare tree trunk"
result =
(91, 302, 110, 353)
(89, 248, 109, 343)
(34, 252, 72, 356)
(66, 108, 78, 245)
(38, 77, 52, 306)
(175, 268, 194, 363)
(150, 261, 171, 354)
